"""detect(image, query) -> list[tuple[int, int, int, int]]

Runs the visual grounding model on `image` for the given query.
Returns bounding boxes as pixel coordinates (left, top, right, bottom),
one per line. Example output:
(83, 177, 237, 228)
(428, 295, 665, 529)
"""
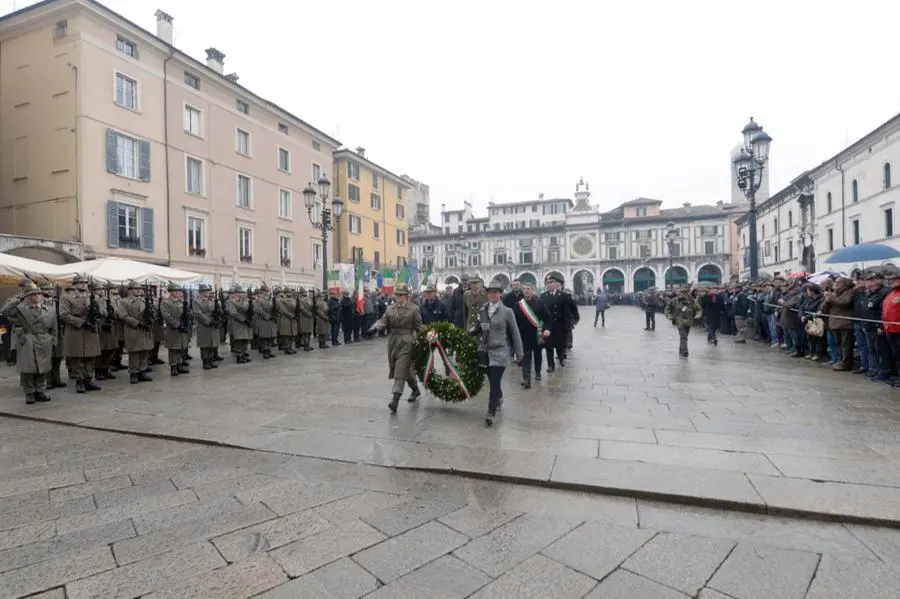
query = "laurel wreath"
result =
(410, 322, 485, 402)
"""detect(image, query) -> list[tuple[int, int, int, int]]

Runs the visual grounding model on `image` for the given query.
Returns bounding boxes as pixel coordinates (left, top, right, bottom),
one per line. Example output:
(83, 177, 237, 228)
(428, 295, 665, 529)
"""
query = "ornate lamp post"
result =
(302, 174, 344, 292)
(665, 221, 678, 268)
(732, 117, 773, 280)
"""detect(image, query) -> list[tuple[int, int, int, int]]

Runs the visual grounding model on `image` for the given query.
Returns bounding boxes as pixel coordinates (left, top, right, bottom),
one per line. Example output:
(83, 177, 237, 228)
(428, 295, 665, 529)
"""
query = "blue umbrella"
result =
(825, 242, 900, 264)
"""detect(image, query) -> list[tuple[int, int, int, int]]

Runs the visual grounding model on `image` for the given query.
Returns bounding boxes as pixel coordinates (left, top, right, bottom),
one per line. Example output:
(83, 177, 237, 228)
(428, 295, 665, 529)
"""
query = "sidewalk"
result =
(2, 307, 900, 528)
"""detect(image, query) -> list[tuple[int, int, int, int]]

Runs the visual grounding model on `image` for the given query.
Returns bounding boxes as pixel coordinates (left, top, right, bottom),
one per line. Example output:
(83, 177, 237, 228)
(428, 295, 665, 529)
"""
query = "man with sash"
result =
(513, 283, 549, 388)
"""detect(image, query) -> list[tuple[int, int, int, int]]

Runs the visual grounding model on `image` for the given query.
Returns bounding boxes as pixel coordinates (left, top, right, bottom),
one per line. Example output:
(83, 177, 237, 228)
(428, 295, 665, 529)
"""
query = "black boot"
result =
(25, 393, 35, 405)
(388, 393, 401, 414)
(184, 353, 193, 361)
(407, 386, 421, 403)
(137, 371, 153, 382)
(202, 360, 212, 370)
(170, 365, 179, 377)
(84, 378, 101, 391)
(34, 391, 51, 403)
(213, 352, 224, 362)
(521, 379, 531, 389)
(75, 380, 86, 394)
(177, 364, 190, 374)
(130, 373, 139, 384)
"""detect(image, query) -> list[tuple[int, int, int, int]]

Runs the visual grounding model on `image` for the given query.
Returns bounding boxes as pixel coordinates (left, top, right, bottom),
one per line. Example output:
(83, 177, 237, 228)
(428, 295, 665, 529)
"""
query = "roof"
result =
(333, 149, 411, 187)
(601, 203, 725, 222)
(0, 0, 341, 148)
(488, 198, 575, 210)
(619, 197, 664, 207)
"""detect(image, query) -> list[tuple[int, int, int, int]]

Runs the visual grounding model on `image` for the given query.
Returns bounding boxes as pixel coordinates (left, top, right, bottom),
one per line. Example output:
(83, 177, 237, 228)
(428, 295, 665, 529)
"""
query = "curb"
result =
(4, 411, 899, 530)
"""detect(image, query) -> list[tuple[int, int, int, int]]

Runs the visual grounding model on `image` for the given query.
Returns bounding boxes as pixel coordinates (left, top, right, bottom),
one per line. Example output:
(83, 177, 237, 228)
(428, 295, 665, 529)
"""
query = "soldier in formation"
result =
(2, 284, 57, 404)
(314, 291, 331, 349)
(160, 283, 192, 376)
(192, 283, 220, 370)
(665, 285, 703, 358)
(295, 287, 315, 351)
(226, 286, 253, 363)
(39, 280, 67, 389)
(369, 283, 422, 413)
(95, 283, 119, 381)
(59, 275, 103, 394)
(276, 288, 298, 354)
(117, 281, 154, 383)
(252, 286, 277, 359)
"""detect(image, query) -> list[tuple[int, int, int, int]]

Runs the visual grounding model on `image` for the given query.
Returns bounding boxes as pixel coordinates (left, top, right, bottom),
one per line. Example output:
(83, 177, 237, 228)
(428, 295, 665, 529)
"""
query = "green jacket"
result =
(665, 295, 702, 327)
(732, 291, 751, 317)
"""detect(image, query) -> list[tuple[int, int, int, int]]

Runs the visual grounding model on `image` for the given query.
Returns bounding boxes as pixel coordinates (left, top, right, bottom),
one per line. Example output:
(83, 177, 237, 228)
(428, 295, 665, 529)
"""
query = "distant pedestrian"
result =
(593, 290, 608, 327)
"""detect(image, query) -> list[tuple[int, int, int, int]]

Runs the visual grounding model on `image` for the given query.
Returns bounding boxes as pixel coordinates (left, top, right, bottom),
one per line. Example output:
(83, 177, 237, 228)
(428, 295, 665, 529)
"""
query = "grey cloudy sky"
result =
(5, 0, 900, 221)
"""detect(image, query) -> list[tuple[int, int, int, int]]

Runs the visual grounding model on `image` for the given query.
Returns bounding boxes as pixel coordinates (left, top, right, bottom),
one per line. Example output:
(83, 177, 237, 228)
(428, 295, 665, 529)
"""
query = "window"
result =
(184, 72, 199, 89)
(187, 216, 205, 257)
(116, 37, 137, 58)
(774, 218, 779, 232)
(636, 207, 647, 217)
(852, 219, 861, 245)
(106, 200, 153, 252)
(312, 243, 323, 268)
(278, 189, 292, 219)
(349, 214, 362, 234)
(105, 129, 150, 181)
(827, 228, 834, 251)
(670, 243, 681, 257)
(774, 243, 780, 262)
(279, 235, 292, 267)
(277, 147, 291, 172)
(827, 192, 833, 213)
(886, 163, 893, 189)
(312, 140, 321, 151)
(396, 204, 405, 219)
(312, 163, 321, 183)
(236, 99, 249, 114)
(184, 105, 202, 136)
(114, 73, 138, 110)
(396, 229, 406, 245)
(397, 185, 403, 200)
(445, 256, 457, 268)
(852, 179, 859, 202)
(53, 20, 68, 39)
(788, 211, 793, 228)
(469, 254, 480, 267)
(236, 174, 252, 208)
(373, 251, 380, 267)
(235, 129, 250, 156)
(278, 123, 289, 135)
(761, 224, 766, 238)
(348, 161, 360, 181)
(704, 240, 715, 255)
(519, 251, 534, 264)
(371, 193, 381, 210)
(788, 242, 794, 261)
(639, 245, 651, 258)
(887, 209, 894, 237)
(238, 227, 253, 262)
(348, 184, 360, 203)
(186, 157, 203, 195)
(372, 174, 379, 190)
(373, 221, 380, 239)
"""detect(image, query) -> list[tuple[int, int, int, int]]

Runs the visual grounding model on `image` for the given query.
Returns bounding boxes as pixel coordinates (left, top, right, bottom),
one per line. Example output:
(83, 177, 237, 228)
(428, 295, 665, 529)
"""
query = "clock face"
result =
(572, 235, 594, 257)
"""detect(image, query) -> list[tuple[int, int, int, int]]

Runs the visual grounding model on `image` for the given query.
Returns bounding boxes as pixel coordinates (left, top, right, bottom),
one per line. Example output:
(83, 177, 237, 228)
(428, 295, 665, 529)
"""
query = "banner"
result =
(382, 266, 394, 295)
(410, 260, 420, 290)
(337, 263, 355, 292)
(327, 270, 341, 295)
(363, 262, 371, 284)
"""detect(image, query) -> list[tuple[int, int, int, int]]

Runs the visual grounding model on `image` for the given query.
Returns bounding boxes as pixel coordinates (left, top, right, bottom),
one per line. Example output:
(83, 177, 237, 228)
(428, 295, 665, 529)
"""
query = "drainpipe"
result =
(836, 160, 846, 247)
(68, 62, 82, 243)
(163, 52, 174, 264)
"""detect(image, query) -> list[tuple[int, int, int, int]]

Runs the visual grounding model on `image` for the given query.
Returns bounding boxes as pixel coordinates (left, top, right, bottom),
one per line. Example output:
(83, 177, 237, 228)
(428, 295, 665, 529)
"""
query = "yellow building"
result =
(332, 147, 412, 270)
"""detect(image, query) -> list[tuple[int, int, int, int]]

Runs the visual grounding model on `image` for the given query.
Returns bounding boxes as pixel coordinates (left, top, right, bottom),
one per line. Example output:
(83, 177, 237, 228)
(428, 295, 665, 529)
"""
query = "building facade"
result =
(332, 147, 411, 270)
(735, 113, 900, 278)
(401, 174, 430, 227)
(410, 179, 733, 294)
(0, 0, 343, 289)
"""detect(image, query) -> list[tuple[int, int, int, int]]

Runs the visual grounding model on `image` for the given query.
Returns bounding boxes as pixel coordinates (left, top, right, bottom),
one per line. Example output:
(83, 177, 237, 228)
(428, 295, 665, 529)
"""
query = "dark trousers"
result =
(331, 320, 341, 344)
(707, 324, 719, 343)
(522, 346, 542, 380)
(593, 310, 605, 327)
(487, 366, 505, 413)
(645, 311, 655, 330)
(678, 325, 691, 355)
(888, 333, 900, 376)
(353, 315, 362, 340)
(867, 329, 893, 377)
(833, 329, 855, 368)
(545, 344, 565, 369)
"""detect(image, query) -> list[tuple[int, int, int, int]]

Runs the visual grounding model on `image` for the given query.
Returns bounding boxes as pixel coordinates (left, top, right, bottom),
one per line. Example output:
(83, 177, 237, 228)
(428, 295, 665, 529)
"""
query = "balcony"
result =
(280, 257, 292, 268)
(239, 254, 253, 264)
(118, 235, 140, 250)
(188, 247, 206, 258)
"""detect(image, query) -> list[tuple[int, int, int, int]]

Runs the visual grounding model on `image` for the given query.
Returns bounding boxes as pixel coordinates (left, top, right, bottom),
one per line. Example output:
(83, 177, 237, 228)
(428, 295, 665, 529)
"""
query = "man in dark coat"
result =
(699, 288, 725, 345)
(513, 283, 548, 388)
(540, 273, 575, 370)
(420, 285, 449, 324)
(502, 279, 523, 308)
(450, 274, 468, 328)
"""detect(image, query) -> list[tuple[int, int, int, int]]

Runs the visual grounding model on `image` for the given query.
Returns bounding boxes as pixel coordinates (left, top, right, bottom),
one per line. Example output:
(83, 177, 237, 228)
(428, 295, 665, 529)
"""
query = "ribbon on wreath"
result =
(424, 331, 471, 399)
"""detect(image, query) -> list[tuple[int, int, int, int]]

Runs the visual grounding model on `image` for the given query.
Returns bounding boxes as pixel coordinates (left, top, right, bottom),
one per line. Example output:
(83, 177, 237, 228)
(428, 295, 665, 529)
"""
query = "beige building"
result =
(0, 0, 341, 289)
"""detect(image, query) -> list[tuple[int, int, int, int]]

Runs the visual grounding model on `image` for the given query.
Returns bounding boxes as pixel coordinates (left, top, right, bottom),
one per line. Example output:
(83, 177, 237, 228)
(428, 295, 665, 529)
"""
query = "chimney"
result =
(355, 146, 366, 158)
(683, 202, 692, 214)
(205, 48, 225, 74)
(225, 73, 239, 84)
(155, 10, 173, 44)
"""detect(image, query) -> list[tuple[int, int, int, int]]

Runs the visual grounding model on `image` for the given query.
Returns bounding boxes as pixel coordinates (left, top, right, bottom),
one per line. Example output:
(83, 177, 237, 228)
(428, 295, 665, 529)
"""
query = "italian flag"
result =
(355, 262, 365, 314)
(327, 270, 341, 295)
(381, 267, 394, 295)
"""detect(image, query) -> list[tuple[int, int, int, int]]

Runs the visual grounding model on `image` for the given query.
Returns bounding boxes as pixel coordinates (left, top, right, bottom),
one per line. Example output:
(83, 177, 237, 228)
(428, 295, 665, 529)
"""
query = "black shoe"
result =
(149, 358, 165, 366)
(177, 364, 190, 374)
(137, 372, 153, 382)
(522, 380, 531, 389)
(184, 354, 193, 361)
(213, 355, 224, 362)
(559, 359, 566, 367)
(170, 365, 179, 377)
(51, 381, 67, 389)
(75, 380, 86, 394)
(535, 372, 542, 381)
(25, 393, 35, 405)
(130, 373, 139, 384)
(202, 361, 212, 370)
(546, 367, 555, 373)
(408, 388, 421, 403)
(35, 391, 51, 403)
(84, 379, 101, 391)
(485, 409, 496, 427)
(388, 393, 401, 414)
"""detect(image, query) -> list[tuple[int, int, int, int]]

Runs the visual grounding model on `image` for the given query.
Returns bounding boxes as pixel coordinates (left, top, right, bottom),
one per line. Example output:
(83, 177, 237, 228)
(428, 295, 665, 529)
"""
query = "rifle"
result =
(84, 283, 102, 332)
(102, 287, 115, 333)
(271, 290, 278, 319)
(246, 288, 254, 328)
(142, 284, 156, 329)
(180, 289, 193, 333)
(212, 288, 224, 328)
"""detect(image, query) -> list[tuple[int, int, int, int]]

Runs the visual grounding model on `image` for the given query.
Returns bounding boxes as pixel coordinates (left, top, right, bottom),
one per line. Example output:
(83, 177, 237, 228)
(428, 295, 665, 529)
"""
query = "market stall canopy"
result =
(47, 257, 203, 285)
(0, 253, 66, 285)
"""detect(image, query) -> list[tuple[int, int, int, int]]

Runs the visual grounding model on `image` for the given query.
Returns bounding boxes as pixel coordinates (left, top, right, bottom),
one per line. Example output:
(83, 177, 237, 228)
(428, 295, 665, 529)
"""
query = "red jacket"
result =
(881, 289, 900, 333)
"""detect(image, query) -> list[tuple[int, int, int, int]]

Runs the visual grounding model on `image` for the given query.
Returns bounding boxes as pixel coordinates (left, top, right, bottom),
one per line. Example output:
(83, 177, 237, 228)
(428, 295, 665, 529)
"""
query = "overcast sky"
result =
(5, 0, 900, 221)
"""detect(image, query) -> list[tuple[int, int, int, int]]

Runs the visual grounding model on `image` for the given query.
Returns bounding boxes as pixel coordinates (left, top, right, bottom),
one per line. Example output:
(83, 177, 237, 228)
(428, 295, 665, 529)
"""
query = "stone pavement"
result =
(2, 306, 900, 526)
(2, 417, 900, 598)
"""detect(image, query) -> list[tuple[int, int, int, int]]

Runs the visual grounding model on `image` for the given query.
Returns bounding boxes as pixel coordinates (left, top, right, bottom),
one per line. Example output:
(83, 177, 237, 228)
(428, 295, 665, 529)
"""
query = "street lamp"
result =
(665, 221, 678, 268)
(303, 173, 344, 293)
(733, 117, 773, 280)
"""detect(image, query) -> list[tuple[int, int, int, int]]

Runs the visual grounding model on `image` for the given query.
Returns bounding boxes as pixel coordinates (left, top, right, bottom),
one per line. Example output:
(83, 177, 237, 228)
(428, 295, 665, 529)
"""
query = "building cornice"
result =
(333, 150, 411, 188)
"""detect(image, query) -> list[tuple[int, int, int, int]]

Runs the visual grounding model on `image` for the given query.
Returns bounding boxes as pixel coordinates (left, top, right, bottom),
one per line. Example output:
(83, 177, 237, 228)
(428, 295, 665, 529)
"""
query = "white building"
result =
(410, 178, 733, 294)
(736, 112, 900, 277)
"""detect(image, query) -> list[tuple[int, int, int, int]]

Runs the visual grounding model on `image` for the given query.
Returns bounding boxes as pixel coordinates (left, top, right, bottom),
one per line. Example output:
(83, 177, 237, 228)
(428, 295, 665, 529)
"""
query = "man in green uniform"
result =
(160, 283, 191, 376)
(370, 283, 423, 413)
(665, 285, 702, 358)
(193, 284, 220, 370)
(2, 284, 56, 404)
(59, 275, 102, 393)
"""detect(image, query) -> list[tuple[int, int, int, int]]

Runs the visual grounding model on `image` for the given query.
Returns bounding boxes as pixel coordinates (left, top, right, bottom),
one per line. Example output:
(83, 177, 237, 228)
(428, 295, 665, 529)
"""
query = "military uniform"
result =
(463, 278, 488, 330)
(117, 282, 155, 383)
(665, 290, 703, 357)
(95, 283, 120, 381)
(370, 283, 423, 413)
(226, 287, 253, 363)
(3, 278, 34, 366)
(192, 284, 220, 369)
(295, 287, 314, 351)
(540, 275, 576, 370)
(39, 281, 66, 389)
(276, 289, 298, 354)
(59, 276, 102, 393)
(1, 285, 56, 404)
(148, 286, 166, 366)
(160, 283, 192, 376)
(252, 287, 277, 359)
(313, 292, 331, 349)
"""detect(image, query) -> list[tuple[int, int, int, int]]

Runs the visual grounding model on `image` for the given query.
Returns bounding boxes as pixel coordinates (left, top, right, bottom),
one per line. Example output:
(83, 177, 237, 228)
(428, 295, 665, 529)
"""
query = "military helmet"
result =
(127, 280, 143, 290)
(38, 281, 55, 291)
(72, 275, 89, 285)
(231, 284, 245, 293)
(395, 283, 410, 296)
(198, 283, 212, 292)
(167, 283, 182, 293)
(24, 284, 43, 297)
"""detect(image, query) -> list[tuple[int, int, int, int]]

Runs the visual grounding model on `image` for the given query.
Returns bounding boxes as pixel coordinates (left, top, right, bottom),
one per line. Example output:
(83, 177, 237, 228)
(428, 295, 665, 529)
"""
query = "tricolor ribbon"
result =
(518, 297, 543, 344)
(424, 336, 471, 399)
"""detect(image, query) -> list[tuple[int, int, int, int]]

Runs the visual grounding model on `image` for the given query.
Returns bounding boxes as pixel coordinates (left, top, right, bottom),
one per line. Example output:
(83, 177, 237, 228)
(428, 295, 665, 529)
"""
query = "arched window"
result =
(827, 192, 833, 213)
(885, 163, 893, 189)
(852, 179, 859, 202)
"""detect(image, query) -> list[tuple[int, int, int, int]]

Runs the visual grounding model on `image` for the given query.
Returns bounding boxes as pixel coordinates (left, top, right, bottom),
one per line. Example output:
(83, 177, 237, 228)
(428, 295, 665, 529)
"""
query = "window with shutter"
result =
(106, 201, 119, 248)
(138, 140, 150, 180)
(106, 129, 119, 173)
(140, 207, 154, 252)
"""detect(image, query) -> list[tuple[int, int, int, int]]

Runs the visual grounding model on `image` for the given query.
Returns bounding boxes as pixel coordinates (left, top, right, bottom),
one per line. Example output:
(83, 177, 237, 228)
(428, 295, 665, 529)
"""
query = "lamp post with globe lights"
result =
(302, 174, 344, 293)
(732, 117, 773, 280)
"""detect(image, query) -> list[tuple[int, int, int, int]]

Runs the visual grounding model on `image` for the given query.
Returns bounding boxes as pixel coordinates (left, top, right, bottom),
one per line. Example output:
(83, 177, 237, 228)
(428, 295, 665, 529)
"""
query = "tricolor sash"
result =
(518, 298, 543, 344)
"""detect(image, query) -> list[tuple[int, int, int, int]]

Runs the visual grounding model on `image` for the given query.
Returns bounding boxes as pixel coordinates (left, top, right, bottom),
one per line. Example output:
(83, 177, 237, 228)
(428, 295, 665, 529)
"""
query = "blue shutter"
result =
(140, 207, 154, 252)
(138, 140, 151, 181)
(107, 201, 119, 248)
(106, 129, 118, 173)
